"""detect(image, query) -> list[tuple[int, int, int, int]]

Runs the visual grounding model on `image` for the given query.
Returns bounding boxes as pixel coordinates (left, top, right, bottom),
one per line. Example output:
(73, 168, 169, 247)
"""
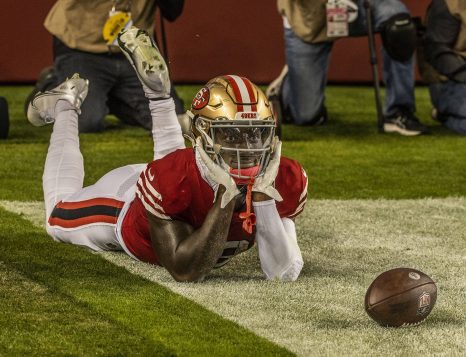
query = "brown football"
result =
(365, 268, 437, 327)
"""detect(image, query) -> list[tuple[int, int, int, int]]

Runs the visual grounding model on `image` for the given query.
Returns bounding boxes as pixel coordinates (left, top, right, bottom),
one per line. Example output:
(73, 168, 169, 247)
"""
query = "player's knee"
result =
(45, 224, 60, 242)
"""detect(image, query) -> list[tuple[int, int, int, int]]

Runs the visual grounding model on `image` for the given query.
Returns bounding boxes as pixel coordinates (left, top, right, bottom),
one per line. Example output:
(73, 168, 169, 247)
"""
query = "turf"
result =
(0, 205, 291, 356)
(1, 85, 465, 201)
(2, 198, 465, 356)
(0, 84, 465, 355)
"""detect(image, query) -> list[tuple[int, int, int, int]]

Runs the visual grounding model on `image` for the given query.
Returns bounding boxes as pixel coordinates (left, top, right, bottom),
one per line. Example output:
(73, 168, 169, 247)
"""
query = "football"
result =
(365, 268, 437, 327)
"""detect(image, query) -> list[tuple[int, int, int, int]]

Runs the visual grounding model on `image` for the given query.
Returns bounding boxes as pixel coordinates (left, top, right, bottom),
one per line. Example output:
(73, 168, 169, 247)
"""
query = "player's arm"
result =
(251, 139, 304, 281)
(252, 199, 303, 281)
(147, 185, 236, 282)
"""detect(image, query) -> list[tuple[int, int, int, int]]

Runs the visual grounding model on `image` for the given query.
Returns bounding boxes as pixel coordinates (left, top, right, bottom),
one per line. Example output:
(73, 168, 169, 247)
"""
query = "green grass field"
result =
(0, 85, 465, 356)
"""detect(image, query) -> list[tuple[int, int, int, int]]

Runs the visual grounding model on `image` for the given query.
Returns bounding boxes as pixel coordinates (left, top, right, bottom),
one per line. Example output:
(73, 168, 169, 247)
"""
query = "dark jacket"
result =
(424, 0, 466, 83)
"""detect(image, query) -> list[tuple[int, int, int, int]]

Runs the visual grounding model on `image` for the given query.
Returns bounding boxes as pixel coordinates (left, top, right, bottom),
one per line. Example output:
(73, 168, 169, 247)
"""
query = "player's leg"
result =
(117, 26, 185, 160)
(282, 27, 331, 125)
(27, 75, 144, 251)
(47, 164, 146, 251)
(27, 74, 89, 219)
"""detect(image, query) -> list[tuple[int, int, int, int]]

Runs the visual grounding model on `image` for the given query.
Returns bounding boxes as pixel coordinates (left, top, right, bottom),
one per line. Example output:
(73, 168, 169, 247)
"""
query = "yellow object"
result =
(102, 12, 132, 45)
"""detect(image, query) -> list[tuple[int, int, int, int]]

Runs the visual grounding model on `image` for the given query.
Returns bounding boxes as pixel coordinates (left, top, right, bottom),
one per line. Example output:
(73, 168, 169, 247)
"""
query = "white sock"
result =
(253, 199, 304, 281)
(149, 98, 185, 160)
(42, 100, 84, 218)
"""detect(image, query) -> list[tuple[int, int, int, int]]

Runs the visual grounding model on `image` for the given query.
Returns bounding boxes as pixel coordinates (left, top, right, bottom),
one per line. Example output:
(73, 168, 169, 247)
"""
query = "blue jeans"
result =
(283, 0, 415, 124)
(55, 51, 152, 132)
(429, 82, 466, 135)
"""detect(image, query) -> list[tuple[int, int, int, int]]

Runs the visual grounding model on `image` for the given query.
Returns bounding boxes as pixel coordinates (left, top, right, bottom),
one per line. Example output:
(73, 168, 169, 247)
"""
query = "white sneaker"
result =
(27, 73, 89, 127)
(118, 26, 170, 99)
(265, 65, 288, 98)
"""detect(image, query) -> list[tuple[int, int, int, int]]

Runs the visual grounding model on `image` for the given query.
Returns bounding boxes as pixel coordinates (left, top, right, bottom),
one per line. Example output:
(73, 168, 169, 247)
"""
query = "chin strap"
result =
(239, 180, 256, 234)
(229, 166, 260, 185)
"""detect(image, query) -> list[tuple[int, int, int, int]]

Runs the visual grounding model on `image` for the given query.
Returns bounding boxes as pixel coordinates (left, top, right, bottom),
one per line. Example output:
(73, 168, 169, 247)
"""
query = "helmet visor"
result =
(210, 120, 274, 171)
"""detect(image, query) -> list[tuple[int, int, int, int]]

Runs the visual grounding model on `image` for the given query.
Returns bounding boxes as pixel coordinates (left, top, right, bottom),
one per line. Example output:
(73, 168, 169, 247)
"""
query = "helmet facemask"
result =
(194, 115, 275, 182)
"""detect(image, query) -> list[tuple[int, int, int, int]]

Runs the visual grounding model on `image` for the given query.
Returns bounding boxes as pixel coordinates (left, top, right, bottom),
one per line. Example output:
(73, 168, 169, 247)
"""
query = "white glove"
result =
(252, 137, 283, 202)
(195, 137, 240, 208)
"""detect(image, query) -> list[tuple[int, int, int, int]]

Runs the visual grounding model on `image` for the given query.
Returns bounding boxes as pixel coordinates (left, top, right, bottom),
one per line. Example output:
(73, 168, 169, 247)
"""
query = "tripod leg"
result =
(364, 0, 385, 133)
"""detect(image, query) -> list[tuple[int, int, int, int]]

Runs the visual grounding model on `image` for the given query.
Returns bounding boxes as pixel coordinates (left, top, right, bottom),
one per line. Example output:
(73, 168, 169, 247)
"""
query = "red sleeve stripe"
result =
(136, 181, 166, 214)
(299, 170, 308, 202)
(138, 177, 164, 209)
(288, 196, 307, 219)
(295, 197, 307, 213)
(136, 191, 171, 220)
(288, 206, 305, 220)
(141, 171, 162, 201)
(225, 75, 257, 112)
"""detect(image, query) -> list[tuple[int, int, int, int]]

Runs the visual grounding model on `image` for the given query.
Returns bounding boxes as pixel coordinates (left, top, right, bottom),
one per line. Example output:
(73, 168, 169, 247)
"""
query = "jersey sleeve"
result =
(274, 157, 308, 219)
(135, 150, 192, 219)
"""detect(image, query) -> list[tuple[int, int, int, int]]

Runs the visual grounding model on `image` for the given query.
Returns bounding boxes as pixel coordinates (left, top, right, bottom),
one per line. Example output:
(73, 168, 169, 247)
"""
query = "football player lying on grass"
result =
(27, 26, 307, 282)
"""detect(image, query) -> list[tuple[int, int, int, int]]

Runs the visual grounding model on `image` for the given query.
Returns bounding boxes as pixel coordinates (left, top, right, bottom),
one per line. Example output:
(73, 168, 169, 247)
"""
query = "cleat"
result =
(117, 26, 170, 98)
(27, 73, 89, 127)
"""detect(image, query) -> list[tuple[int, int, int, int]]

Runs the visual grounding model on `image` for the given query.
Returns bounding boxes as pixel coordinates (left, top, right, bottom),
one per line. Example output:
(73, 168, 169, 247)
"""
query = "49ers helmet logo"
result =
(192, 87, 210, 110)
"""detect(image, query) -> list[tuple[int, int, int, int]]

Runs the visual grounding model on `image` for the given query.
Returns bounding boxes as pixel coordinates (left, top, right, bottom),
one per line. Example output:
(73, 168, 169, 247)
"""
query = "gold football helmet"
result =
(187, 75, 276, 181)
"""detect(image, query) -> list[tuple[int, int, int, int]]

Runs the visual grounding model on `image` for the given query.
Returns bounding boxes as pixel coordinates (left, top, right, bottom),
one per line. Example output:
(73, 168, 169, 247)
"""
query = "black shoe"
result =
(384, 109, 429, 136)
(24, 66, 57, 116)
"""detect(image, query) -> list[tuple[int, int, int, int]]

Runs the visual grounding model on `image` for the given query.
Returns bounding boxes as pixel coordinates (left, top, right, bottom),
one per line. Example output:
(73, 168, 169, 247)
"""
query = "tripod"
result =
(363, 0, 384, 133)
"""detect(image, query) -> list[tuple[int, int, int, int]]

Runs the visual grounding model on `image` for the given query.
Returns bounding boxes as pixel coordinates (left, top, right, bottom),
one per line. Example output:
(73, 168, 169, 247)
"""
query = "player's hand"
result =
(252, 136, 283, 202)
(195, 137, 240, 208)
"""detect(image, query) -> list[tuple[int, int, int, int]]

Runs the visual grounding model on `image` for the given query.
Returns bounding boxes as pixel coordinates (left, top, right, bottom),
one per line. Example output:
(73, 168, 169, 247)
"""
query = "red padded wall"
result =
(0, 0, 430, 83)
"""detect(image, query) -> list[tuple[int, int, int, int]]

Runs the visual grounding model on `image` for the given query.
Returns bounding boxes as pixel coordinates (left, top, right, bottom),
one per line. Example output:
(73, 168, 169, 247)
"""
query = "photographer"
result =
(268, 0, 429, 136)
(26, 0, 185, 133)
(424, 0, 466, 135)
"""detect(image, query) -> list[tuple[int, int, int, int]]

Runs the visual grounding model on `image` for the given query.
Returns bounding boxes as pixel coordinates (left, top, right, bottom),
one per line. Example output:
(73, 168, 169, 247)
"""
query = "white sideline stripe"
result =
(1, 198, 466, 356)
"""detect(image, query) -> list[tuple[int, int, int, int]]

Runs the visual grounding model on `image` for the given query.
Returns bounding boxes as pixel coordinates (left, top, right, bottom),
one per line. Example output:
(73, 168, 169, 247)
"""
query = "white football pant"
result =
(43, 98, 184, 251)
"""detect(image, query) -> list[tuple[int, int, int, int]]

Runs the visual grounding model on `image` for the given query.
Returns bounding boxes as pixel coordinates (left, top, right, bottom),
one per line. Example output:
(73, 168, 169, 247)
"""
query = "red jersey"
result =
(121, 148, 307, 267)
